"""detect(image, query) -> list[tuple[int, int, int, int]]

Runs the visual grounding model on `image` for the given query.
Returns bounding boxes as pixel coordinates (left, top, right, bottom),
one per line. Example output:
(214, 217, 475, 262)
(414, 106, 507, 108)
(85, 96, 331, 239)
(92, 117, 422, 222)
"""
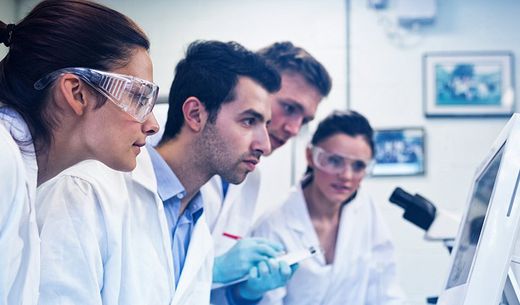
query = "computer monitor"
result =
(437, 113, 520, 305)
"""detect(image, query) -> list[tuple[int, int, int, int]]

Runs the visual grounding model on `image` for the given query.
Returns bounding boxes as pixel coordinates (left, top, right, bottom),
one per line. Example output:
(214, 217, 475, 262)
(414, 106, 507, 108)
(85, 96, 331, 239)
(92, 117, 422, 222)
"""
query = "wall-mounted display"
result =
(423, 52, 514, 117)
(372, 128, 425, 177)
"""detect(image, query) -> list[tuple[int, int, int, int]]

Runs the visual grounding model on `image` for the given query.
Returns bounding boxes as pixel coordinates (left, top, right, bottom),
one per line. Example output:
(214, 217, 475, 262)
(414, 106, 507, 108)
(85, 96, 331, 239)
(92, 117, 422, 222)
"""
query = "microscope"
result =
(389, 187, 461, 304)
(389, 187, 459, 250)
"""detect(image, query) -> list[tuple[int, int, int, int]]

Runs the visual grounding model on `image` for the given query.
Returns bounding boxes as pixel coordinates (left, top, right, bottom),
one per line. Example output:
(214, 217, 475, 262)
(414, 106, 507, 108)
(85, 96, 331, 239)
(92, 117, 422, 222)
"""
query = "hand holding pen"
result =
(212, 233, 284, 285)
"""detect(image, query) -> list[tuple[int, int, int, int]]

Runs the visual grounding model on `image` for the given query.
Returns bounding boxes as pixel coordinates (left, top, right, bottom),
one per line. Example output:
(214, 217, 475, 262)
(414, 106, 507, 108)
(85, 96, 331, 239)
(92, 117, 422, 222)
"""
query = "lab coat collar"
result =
(283, 186, 326, 265)
(130, 147, 159, 193)
(128, 148, 177, 301)
(285, 185, 361, 235)
(172, 214, 213, 302)
(285, 185, 312, 234)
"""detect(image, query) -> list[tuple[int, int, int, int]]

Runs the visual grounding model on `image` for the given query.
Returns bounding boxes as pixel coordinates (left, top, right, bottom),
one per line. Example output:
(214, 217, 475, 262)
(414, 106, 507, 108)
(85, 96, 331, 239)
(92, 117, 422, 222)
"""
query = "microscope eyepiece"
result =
(389, 187, 436, 231)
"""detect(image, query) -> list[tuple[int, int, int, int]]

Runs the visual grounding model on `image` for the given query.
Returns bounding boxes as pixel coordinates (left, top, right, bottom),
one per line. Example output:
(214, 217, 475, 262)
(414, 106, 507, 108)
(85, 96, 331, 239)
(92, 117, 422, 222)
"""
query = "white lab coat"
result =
(202, 171, 267, 305)
(253, 185, 407, 305)
(201, 155, 292, 305)
(202, 171, 263, 255)
(37, 148, 214, 305)
(0, 107, 39, 305)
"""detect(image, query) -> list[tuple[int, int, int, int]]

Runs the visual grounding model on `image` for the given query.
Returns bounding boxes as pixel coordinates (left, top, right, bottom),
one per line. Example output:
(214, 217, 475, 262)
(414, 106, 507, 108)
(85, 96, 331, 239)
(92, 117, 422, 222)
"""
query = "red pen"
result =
(222, 232, 241, 240)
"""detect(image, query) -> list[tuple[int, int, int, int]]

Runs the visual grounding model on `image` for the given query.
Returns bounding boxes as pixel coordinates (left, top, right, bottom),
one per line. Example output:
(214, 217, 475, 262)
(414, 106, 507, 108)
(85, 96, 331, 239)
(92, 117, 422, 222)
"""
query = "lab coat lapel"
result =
(173, 215, 212, 303)
(320, 193, 366, 305)
(286, 186, 326, 265)
(201, 175, 225, 231)
(284, 186, 309, 232)
(131, 148, 159, 192)
(209, 173, 259, 241)
(130, 149, 176, 299)
(210, 180, 239, 236)
(333, 195, 362, 274)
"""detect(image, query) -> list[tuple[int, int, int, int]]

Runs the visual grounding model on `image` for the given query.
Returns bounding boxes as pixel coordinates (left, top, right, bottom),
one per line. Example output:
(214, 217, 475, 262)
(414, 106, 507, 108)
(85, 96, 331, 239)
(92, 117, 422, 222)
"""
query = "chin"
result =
(268, 136, 284, 152)
(110, 159, 137, 172)
(328, 191, 353, 204)
(223, 172, 247, 185)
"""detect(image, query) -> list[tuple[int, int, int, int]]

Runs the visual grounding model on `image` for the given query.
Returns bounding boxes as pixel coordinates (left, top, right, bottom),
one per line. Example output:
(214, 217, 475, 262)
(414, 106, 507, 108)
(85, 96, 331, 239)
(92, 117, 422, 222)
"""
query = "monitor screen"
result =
(446, 143, 505, 289)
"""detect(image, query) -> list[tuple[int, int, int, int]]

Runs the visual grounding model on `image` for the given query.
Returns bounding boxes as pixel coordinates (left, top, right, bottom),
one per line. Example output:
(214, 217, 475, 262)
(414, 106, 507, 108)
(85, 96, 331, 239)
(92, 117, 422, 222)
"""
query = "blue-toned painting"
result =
(372, 128, 425, 176)
(424, 52, 514, 117)
(435, 62, 502, 106)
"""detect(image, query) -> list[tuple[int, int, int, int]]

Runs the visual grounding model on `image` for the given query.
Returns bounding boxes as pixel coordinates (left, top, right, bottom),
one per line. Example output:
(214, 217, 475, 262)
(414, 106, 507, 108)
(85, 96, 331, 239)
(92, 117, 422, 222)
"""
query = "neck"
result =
(157, 136, 211, 214)
(36, 132, 86, 186)
(303, 182, 342, 222)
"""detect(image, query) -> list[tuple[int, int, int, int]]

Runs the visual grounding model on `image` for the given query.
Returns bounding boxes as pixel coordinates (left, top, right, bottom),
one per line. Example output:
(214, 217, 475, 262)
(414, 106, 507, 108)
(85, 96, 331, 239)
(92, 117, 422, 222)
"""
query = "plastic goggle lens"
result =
(311, 145, 372, 176)
(34, 67, 159, 122)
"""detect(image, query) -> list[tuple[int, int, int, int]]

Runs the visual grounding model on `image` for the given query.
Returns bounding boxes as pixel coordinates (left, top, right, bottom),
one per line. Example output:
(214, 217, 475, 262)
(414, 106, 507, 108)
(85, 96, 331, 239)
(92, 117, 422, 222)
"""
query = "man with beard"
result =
(149, 40, 283, 304)
(202, 42, 332, 305)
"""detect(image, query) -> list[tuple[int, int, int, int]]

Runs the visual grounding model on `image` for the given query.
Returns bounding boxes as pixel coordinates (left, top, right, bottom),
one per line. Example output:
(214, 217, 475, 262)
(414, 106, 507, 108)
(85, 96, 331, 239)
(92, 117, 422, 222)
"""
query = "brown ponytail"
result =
(0, 0, 150, 151)
(0, 22, 16, 47)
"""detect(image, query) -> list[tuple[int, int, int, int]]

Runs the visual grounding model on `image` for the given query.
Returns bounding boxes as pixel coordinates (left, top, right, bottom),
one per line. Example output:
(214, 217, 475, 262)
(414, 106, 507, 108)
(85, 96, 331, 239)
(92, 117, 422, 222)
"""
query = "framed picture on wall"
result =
(371, 128, 425, 177)
(423, 52, 515, 117)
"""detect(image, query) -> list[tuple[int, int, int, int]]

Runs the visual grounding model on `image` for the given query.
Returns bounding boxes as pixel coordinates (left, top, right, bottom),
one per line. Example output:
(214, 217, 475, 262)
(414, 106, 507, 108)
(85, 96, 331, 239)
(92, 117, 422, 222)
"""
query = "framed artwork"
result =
(423, 52, 515, 117)
(372, 128, 425, 177)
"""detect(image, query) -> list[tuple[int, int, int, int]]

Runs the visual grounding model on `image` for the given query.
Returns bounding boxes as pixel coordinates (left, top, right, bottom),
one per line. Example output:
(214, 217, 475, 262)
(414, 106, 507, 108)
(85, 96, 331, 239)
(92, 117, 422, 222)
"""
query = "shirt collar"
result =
(147, 145, 187, 201)
(183, 191, 204, 223)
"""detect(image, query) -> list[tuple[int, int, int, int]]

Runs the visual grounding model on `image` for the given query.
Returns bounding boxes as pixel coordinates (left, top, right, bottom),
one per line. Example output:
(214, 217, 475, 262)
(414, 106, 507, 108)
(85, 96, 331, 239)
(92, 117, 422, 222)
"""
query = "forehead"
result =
(275, 72, 322, 115)
(110, 47, 153, 82)
(318, 133, 372, 159)
(218, 76, 271, 120)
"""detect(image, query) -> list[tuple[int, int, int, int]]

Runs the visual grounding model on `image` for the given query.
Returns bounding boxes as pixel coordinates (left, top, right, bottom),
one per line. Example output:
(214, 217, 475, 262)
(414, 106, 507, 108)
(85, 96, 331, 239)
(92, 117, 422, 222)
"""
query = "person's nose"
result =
(337, 163, 354, 180)
(142, 113, 159, 136)
(253, 125, 272, 156)
(283, 117, 303, 137)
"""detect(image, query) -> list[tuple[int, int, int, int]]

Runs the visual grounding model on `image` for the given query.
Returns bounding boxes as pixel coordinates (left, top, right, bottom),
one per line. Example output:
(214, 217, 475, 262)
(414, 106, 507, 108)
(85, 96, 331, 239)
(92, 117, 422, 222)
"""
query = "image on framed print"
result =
(372, 128, 425, 177)
(423, 52, 514, 117)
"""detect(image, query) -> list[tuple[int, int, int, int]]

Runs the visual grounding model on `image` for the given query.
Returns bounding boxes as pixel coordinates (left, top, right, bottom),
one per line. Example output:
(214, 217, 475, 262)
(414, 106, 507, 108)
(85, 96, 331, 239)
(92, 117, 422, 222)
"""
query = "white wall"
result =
(11, 0, 520, 304)
(350, 0, 520, 304)
(17, 0, 348, 115)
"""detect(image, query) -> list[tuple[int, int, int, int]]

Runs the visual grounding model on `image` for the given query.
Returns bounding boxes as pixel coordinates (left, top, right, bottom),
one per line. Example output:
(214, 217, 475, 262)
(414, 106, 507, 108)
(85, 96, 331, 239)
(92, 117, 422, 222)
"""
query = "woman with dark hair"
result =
(0, 1, 158, 304)
(254, 111, 406, 305)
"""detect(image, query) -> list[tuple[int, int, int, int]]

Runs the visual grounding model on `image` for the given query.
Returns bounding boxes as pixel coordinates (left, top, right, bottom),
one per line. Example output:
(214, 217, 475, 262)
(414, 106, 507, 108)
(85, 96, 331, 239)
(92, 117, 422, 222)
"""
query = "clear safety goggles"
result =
(310, 145, 373, 178)
(34, 67, 159, 122)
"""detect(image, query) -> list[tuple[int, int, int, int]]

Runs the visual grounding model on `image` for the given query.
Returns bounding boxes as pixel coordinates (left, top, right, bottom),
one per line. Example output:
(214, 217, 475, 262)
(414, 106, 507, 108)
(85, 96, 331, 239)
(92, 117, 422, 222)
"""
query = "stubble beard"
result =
(198, 122, 246, 184)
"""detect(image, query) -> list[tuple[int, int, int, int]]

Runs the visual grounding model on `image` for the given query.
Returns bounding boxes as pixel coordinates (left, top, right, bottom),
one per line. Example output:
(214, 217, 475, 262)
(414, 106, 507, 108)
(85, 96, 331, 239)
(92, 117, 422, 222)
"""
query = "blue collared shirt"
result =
(147, 145, 204, 287)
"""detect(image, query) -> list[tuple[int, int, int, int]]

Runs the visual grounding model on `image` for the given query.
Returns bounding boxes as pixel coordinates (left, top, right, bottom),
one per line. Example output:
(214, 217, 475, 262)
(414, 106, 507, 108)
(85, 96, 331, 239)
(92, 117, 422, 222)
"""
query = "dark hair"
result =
(0, 0, 149, 150)
(257, 41, 332, 97)
(302, 110, 374, 200)
(304, 110, 374, 178)
(160, 40, 281, 142)
(311, 110, 374, 154)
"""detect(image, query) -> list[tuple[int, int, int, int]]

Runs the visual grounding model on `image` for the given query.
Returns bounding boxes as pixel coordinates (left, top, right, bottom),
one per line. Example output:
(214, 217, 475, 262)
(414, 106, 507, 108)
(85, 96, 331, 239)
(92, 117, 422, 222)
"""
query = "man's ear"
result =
(305, 146, 314, 168)
(182, 96, 208, 132)
(56, 74, 89, 116)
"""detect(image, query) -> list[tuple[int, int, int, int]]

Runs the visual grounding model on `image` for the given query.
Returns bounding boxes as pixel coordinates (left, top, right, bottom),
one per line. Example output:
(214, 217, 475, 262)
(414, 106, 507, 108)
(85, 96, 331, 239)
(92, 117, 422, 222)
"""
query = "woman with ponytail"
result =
(0, 1, 159, 304)
(253, 110, 407, 305)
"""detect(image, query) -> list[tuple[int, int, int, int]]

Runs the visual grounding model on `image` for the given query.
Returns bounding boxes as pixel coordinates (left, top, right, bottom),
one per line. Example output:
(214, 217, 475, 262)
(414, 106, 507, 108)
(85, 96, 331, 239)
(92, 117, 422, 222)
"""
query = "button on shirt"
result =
(147, 145, 204, 287)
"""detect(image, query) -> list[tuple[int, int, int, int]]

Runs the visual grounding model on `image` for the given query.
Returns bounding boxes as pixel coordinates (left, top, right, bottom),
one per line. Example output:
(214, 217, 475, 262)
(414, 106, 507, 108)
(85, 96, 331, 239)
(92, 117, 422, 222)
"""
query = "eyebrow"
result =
(240, 109, 268, 123)
(281, 99, 315, 122)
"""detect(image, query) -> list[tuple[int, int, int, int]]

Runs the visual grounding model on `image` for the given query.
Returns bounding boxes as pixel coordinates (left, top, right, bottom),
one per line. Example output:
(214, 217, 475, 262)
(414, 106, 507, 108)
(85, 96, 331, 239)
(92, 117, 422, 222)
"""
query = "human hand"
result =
(213, 237, 284, 284)
(235, 259, 299, 301)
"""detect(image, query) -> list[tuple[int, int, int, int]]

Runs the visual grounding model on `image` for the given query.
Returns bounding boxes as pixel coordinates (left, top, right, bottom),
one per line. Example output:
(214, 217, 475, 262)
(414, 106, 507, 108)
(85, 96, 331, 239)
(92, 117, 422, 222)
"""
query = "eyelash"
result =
(283, 103, 296, 114)
(243, 118, 256, 126)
